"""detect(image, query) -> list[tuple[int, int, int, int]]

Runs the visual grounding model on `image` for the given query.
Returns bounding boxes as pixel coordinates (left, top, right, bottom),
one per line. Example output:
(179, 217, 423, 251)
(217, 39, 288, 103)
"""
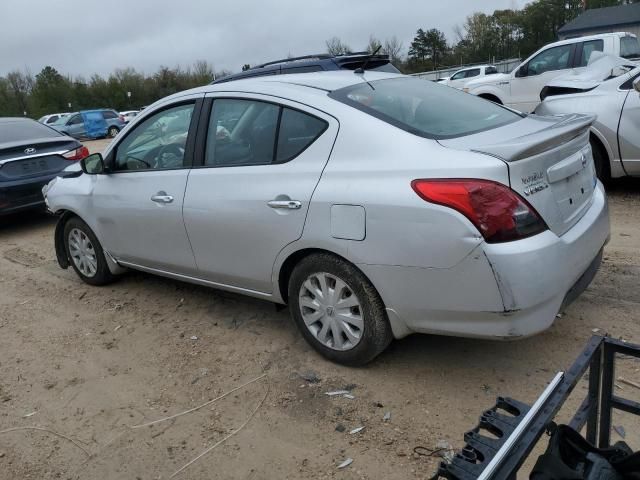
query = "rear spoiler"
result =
(471, 114, 595, 162)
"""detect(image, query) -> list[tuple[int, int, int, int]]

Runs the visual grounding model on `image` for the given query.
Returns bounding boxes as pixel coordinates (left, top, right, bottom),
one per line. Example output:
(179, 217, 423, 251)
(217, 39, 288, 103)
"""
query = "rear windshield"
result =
(0, 120, 61, 143)
(329, 77, 521, 139)
(621, 36, 640, 59)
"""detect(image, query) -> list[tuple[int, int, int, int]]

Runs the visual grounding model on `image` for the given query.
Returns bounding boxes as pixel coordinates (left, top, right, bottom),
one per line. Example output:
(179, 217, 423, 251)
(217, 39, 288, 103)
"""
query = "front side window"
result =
(450, 70, 467, 81)
(113, 103, 194, 171)
(485, 66, 498, 75)
(527, 44, 573, 76)
(621, 36, 640, 59)
(577, 39, 604, 67)
(329, 77, 521, 140)
(465, 68, 481, 78)
(102, 111, 118, 120)
(68, 115, 83, 126)
(206, 99, 327, 167)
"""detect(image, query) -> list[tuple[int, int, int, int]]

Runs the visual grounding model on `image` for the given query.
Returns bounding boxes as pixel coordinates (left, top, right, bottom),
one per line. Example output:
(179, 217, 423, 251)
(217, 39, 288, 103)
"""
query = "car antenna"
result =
(354, 45, 382, 74)
(355, 46, 381, 90)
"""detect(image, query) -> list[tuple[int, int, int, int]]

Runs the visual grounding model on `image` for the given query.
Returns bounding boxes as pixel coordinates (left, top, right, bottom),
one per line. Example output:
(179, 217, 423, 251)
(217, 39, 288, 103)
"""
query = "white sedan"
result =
(536, 54, 640, 182)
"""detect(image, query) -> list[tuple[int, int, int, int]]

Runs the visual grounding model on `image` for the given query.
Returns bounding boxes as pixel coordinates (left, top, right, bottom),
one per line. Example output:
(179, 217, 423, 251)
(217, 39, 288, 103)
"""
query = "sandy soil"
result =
(1, 141, 639, 479)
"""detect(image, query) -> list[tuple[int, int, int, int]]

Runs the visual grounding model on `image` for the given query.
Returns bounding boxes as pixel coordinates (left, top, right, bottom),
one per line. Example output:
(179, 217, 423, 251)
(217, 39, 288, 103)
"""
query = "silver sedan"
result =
(44, 71, 609, 365)
(536, 54, 640, 182)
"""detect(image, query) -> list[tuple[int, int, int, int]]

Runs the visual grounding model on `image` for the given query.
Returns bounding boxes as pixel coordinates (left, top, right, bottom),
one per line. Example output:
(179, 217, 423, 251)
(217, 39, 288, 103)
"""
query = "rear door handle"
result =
(151, 192, 174, 204)
(267, 200, 302, 210)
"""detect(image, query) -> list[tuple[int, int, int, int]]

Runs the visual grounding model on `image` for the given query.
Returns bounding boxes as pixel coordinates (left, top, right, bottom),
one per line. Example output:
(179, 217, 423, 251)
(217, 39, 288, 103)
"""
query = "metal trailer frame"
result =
(435, 335, 640, 479)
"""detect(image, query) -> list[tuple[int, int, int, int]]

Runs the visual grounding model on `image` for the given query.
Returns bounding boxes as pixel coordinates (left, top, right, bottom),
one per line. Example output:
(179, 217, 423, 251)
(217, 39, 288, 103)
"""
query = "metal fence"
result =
(410, 58, 522, 81)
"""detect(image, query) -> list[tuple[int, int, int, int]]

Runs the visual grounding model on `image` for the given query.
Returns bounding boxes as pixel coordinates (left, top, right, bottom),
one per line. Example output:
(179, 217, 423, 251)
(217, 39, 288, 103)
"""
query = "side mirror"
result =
(80, 153, 105, 174)
(515, 64, 528, 78)
(634, 77, 640, 93)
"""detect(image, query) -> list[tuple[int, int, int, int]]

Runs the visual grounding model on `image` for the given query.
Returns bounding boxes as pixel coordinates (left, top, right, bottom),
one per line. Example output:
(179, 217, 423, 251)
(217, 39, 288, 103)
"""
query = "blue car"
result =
(50, 109, 126, 139)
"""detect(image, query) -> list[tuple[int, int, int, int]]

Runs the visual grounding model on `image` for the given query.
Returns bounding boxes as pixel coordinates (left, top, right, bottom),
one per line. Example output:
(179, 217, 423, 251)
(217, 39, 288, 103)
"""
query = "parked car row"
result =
(49, 109, 125, 139)
(40, 55, 609, 365)
(463, 31, 640, 112)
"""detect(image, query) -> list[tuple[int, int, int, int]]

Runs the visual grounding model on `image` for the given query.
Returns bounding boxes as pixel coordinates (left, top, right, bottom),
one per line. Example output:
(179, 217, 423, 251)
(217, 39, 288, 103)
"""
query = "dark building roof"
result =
(559, 3, 640, 35)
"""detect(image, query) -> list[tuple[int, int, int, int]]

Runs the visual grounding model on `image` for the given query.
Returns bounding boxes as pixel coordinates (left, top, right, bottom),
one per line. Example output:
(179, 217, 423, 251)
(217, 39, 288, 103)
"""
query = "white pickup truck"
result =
(465, 32, 640, 112)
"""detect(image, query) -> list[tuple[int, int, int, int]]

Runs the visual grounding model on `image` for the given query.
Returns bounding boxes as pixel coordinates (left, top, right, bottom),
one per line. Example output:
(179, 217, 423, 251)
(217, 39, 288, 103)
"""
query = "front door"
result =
(619, 80, 640, 175)
(183, 95, 338, 293)
(510, 43, 576, 112)
(66, 114, 86, 138)
(90, 100, 201, 274)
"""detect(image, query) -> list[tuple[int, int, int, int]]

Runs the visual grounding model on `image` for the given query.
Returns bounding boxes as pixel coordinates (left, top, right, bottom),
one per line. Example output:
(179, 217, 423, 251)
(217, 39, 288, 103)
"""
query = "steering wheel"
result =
(155, 143, 185, 168)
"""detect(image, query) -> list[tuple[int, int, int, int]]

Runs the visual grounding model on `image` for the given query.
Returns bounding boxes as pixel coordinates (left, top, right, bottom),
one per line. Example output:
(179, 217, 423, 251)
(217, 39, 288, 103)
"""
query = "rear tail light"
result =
(62, 145, 90, 161)
(411, 179, 548, 243)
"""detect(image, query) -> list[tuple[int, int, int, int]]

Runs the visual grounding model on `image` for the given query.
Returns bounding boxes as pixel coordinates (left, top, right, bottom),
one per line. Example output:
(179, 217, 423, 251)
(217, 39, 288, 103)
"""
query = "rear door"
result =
(183, 94, 338, 293)
(618, 76, 640, 175)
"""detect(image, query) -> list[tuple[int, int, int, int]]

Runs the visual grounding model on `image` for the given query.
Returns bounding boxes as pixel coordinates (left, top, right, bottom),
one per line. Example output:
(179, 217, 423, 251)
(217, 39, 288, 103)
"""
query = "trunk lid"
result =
(0, 137, 80, 182)
(438, 113, 597, 236)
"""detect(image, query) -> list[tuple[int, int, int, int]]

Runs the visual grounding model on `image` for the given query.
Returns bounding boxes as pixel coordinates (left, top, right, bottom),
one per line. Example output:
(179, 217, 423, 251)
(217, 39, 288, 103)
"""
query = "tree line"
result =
(0, 0, 636, 119)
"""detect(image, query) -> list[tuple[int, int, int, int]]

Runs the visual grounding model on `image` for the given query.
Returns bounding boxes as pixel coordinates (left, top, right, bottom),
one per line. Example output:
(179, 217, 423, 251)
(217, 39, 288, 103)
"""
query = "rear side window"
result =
(329, 77, 521, 140)
(485, 66, 498, 75)
(102, 111, 118, 119)
(577, 39, 604, 67)
(276, 108, 327, 163)
(621, 36, 640, 59)
(206, 99, 327, 167)
(282, 65, 323, 74)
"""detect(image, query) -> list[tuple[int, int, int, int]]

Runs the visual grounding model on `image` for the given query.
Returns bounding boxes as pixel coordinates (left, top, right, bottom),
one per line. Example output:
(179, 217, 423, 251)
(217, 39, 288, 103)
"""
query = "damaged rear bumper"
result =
(359, 182, 609, 340)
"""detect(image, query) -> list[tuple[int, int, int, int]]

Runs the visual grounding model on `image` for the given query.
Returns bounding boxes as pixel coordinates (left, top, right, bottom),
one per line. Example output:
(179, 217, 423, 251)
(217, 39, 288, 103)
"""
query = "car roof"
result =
(130, 71, 405, 121)
(546, 31, 635, 49)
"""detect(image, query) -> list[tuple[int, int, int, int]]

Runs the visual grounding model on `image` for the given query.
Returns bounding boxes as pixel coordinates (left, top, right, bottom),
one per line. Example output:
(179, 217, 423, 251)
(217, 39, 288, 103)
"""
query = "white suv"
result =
(465, 32, 640, 112)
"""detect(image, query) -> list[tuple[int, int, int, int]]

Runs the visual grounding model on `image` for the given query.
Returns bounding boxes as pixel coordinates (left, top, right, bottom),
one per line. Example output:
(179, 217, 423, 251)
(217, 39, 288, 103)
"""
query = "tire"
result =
(590, 139, 611, 185)
(63, 217, 115, 286)
(288, 253, 392, 366)
(107, 126, 119, 138)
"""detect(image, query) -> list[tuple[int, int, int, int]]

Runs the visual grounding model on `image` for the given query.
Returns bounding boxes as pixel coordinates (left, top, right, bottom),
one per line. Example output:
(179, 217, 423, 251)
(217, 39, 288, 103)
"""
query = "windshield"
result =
(0, 120, 62, 143)
(329, 77, 521, 139)
(621, 36, 640, 59)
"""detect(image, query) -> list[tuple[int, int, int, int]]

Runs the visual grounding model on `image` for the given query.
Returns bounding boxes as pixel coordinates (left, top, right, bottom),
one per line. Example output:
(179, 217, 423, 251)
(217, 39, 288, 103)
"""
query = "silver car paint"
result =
(536, 62, 640, 178)
(45, 71, 610, 341)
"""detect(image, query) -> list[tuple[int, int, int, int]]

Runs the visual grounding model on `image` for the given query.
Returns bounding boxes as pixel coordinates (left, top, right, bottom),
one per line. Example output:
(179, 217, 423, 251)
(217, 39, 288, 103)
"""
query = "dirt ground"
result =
(1, 139, 639, 479)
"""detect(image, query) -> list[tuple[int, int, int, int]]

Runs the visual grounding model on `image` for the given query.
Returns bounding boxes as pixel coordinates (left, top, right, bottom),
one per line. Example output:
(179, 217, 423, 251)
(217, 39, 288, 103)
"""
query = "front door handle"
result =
(151, 192, 174, 204)
(267, 199, 302, 210)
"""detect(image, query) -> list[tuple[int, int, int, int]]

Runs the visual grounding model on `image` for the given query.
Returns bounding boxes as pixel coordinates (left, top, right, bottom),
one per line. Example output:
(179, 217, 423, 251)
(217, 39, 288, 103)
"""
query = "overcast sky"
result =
(1, 0, 527, 78)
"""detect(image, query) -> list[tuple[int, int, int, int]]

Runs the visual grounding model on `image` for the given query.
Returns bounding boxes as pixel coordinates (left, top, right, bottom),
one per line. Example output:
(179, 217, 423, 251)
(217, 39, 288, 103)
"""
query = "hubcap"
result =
(298, 272, 364, 351)
(68, 228, 98, 278)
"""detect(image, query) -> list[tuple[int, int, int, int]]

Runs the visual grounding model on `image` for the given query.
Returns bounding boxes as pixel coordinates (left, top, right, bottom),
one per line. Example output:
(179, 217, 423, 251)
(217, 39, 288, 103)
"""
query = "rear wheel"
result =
(288, 253, 392, 365)
(590, 138, 611, 184)
(64, 217, 114, 286)
(107, 126, 120, 138)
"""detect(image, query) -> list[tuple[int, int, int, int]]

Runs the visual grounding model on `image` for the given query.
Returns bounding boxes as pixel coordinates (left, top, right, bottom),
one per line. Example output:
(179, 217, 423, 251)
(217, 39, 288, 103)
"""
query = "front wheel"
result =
(64, 217, 114, 286)
(107, 126, 120, 138)
(288, 253, 392, 365)
(590, 139, 611, 184)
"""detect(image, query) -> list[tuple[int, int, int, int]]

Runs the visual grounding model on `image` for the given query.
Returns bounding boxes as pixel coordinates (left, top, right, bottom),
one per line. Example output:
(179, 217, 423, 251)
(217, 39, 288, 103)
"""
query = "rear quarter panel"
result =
(294, 110, 511, 270)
